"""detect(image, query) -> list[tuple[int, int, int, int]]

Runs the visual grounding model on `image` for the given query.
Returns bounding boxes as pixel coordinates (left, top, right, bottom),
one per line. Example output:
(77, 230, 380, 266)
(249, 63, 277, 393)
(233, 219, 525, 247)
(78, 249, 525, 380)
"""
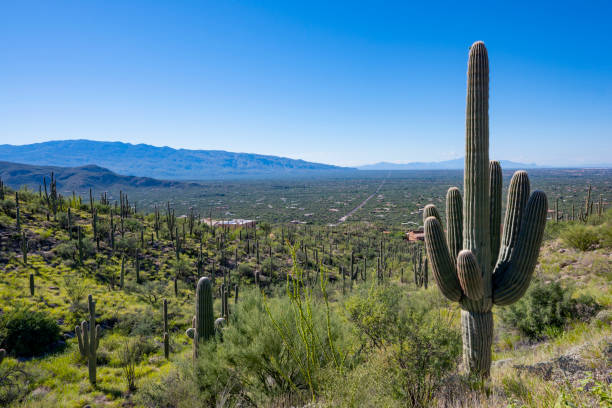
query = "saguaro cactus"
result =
(163, 299, 169, 359)
(185, 277, 214, 360)
(76, 295, 101, 385)
(423, 41, 547, 378)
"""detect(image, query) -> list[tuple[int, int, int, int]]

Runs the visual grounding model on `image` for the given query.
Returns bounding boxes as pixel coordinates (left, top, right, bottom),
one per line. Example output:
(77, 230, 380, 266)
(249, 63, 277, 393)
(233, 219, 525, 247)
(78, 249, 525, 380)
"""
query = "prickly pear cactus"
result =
(185, 277, 214, 360)
(75, 295, 101, 384)
(423, 41, 548, 377)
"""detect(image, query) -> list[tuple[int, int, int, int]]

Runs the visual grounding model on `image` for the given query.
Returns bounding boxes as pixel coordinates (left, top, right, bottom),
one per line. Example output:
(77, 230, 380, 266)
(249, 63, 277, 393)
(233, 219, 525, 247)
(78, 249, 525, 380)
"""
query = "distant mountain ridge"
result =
(358, 158, 538, 170)
(0, 140, 354, 180)
(0, 161, 192, 193)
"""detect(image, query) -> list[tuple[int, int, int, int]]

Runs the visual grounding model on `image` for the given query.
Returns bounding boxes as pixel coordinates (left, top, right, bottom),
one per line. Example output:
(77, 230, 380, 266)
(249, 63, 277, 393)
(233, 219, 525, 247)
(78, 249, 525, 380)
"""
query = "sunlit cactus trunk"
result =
(423, 41, 548, 378)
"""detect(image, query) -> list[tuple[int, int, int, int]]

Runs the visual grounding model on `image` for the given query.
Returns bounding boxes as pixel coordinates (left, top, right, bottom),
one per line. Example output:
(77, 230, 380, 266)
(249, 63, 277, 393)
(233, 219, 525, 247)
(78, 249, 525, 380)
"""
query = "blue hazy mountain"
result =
(357, 158, 538, 170)
(0, 140, 354, 180)
(0, 161, 194, 192)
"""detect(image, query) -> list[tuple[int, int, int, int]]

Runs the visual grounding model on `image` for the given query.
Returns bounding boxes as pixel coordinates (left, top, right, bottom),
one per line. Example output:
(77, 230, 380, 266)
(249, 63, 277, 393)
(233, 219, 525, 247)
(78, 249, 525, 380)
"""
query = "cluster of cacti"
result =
(163, 299, 170, 359)
(43, 172, 58, 219)
(411, 244, 428, 289)
(166, 202, 176, 240)
(186, 277, 214, 360)
(423, 42, 548, 378)
(76, 295, 101, 385)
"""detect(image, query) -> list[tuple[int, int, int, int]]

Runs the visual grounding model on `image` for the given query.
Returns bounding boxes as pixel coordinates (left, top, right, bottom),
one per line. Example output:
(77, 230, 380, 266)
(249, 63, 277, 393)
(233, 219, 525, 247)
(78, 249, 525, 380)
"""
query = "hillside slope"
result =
(0, 161, 192, 193)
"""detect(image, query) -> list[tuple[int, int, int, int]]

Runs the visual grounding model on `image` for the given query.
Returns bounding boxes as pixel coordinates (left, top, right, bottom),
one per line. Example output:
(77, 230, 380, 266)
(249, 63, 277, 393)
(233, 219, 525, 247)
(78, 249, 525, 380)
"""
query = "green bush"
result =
(0, 306, 61, 357)
(345, 285, 461, 407)
(500, 281, 600, 340)
(561, 224, 600, 251)
(54, 241, 76, 260)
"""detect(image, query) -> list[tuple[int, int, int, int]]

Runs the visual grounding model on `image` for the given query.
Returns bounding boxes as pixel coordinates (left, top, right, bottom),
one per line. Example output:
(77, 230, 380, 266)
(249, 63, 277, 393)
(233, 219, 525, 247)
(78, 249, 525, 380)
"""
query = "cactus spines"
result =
(76, 294, 101, 385)
(163, 299, 169, 359)
(29, 273, 35, 296)
(185, 277, 214, 360)
(423, 41, 547, 378)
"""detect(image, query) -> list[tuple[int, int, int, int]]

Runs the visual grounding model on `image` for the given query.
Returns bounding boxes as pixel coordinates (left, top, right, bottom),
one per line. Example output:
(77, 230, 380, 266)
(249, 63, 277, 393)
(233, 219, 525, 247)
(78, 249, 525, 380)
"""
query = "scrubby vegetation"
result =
(0, 174, 609, 407)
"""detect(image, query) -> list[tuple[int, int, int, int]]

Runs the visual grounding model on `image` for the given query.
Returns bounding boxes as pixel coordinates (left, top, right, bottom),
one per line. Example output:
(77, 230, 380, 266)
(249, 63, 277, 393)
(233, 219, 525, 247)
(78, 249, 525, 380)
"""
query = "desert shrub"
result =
(561, 224, 600, 251)
(500, 281, 600, 340)
(56, 212, 69, 229)
(120, 338, 140, 391)
(0, 306, 61, 357)
(596, 222, 612, 248)
(116, 236, 138, 254)
(0, 359, 32, 405)
(116, 307, 160, 337)
(345, 285, 461, 407)
(217, 288, 349, 404)
(135, 361, 202, 408)
(237, 262, 253, 277)
(124, 218, 142, 233)
(0, 198, 16, 214)
(54, 241, 76, 260)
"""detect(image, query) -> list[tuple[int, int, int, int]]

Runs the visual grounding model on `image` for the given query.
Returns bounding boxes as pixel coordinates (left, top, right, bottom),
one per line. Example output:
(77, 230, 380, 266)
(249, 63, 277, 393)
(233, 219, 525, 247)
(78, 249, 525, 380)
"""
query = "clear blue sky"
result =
(1, 1, 611, 167)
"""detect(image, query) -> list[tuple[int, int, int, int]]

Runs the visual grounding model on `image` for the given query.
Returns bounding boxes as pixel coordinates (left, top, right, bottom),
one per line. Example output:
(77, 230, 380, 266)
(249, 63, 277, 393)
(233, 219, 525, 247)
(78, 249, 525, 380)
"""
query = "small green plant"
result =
(500, 281, 600, 340)
(120, 338, 140, 392)
(0, 305, 61, 357)
(561, 224, 600, 251)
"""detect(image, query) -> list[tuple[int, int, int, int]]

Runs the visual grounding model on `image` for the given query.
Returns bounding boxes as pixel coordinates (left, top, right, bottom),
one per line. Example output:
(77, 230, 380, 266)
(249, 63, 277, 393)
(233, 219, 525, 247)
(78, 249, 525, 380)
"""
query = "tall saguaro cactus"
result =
(423, 41, 547, 377)
(185, 277, 214, 360)
(76, 294, 101, 385)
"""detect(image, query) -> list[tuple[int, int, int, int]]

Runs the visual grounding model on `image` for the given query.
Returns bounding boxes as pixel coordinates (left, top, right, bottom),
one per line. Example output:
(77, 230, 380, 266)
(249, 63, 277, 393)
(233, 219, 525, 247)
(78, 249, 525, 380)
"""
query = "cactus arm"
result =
(445, 187, 463, 264)
(423, 204, 442, 224)
(95, 325, 101, 350)
(456, 250, 484, 300)
(82, 322, 89, 355)
(186, 327, 195, 339)
(493, 191, 547, 305)
(489, 161, 502, 266)
(76, 324, 86, 355)
(495, 170, 530, 267)
(424, 216, 463, 301)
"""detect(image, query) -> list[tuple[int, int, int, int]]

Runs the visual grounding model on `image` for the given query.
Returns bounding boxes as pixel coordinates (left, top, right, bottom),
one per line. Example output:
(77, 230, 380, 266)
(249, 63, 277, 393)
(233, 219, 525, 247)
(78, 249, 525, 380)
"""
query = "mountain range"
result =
(357, 158, 538, 170)
(0, 140, 352, 180)
(0, 161, 193, 193)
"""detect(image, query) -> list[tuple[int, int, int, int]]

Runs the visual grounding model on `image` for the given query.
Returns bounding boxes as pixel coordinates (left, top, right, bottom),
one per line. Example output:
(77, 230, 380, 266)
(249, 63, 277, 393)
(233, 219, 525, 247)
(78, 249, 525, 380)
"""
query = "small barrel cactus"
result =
(76, 295, 101, 385)
(423, 41, 547, 378)
(185, 277, 214, 360)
